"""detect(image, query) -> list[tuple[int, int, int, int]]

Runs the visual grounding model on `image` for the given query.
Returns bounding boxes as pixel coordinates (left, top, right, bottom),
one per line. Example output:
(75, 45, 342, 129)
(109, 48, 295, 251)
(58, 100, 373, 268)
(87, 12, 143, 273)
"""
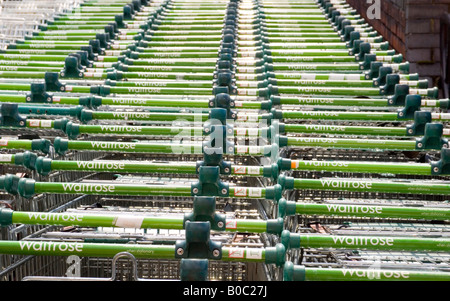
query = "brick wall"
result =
(346, 0, 450, 87)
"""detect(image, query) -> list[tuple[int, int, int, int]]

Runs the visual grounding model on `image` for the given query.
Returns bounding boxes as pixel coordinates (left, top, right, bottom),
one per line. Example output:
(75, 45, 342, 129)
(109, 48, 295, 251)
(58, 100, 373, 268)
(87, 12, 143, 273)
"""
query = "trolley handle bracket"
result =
(60, 56, 84, 79)
(175, 221, 222, 260)
(183, 196, 226, 231)
(398, 95, 422, 120)
(26, 83, 53, 103)
(0, 103, 27, 127)
(431, 147, 450, 175)
(191, 166, 229, 197)
(44, 72, 66, 92)
(388, 84, 409, 106)
(380, 74, 400, 95)
(416, 123, 448, 150)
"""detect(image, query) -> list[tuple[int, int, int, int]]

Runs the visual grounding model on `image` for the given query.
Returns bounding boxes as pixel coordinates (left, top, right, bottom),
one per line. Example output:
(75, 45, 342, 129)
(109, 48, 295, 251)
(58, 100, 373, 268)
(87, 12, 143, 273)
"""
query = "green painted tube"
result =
(28, 35, 105, 41)
(44, 24, 119, 30)
(262, 43, 348, 50)
(9, 44, 92, 50)
(0, 240, 177, 259)
(33, 182, 193, 197)
(271, 63, 361, 72)
(159, 16, 227, 22)
(277, 96, 390, 107)
(0, 61, 62, 70)
(295, 203, 450, 220)
(90, 111, 208, 122)
(147, 35, 225, 42)
(64, 140, 203, 154)
(265, 37, 344, 43)
(79, 2, 141, 7)
(298, 234, 450, 252)
(230, 219, 268, 233)
(123, 65, 216, 73)
(99, 97, 210, 108)
(138, 46, 221, 53)
(118, 72, 214, 81)
(281, 110, 400, 121)
(0, 140, 34, 151)
(17, 40, 99, 45)
(62, 13, 143, 17)
(0, 240, 269, 262)
(261, 15, 329, 21)
(0, 49, 87, 55)
(71, 7, 128, 12)
(276, 86, 381, 96)
(11, 211, 185, 230)
(0, 54, 68, 61)
(35, 158, 263, 176)
(76, 124, 200, 136)
(73, 124, 265, 138)
(0, 66, 61, 72)
(50, 160, 198, 174)
(17, 180, 267, 199)
(54, 16, 119, 21)
(262, 27, 338, 33)
(134, 52, 220, 59)
(284, 124, 407, 136)
(149, 30, 223, 36)
(152, 25, 225, 31)
(285, 265, 450, 281)
(286, 137, 417, 151)
(264, 32, 345, 38)
(126, 58, 218, 67)
(292, 178, 450, 195)
(264, 56, 360, 64)
(271, 72, 368, 80)
(35, 27, 123, 33)
(143, 41, 221, 48)
(290, 160, 431, 175)
(273, 78, 376, 88)
(262, 23, 338, 28)
(266, 42, 388, 51)
(9, 211, 268, 233)
(109, 80, 213, 89)
(273, 68, 404, 82)
(0, 71, 47, 79)
(262, 5, 319, 9)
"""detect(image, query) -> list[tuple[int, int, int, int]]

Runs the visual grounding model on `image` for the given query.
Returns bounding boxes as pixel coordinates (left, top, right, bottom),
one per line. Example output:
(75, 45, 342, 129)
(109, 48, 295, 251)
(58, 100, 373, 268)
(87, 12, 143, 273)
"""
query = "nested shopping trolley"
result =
(0, 0, 448, 282)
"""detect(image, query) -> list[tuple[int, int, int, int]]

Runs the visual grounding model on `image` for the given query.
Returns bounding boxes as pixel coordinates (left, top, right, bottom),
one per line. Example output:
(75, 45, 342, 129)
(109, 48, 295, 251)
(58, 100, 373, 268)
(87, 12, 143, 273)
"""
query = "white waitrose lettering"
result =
(320, 179, 373, 189)
(332, 236, 394, 246)
(326, 204, 382, 214)
(99, 125, 143, 133)
(19, 241, 83, 253)
(62, 183, 115, 193)
(90, 141, 136, 150)
(76, 161, 125, 170)
(342, 268, 409, 279)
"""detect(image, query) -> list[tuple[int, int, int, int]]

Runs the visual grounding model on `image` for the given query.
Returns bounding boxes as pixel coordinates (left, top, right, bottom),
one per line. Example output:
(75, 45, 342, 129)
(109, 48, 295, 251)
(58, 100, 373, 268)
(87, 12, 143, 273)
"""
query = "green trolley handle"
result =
(0, 208, 279, 234)
(283, 263, 450, 281)
(287, 202, 450, 221)
(0, 239, 287, 266)
(279, 176, 450, 196)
